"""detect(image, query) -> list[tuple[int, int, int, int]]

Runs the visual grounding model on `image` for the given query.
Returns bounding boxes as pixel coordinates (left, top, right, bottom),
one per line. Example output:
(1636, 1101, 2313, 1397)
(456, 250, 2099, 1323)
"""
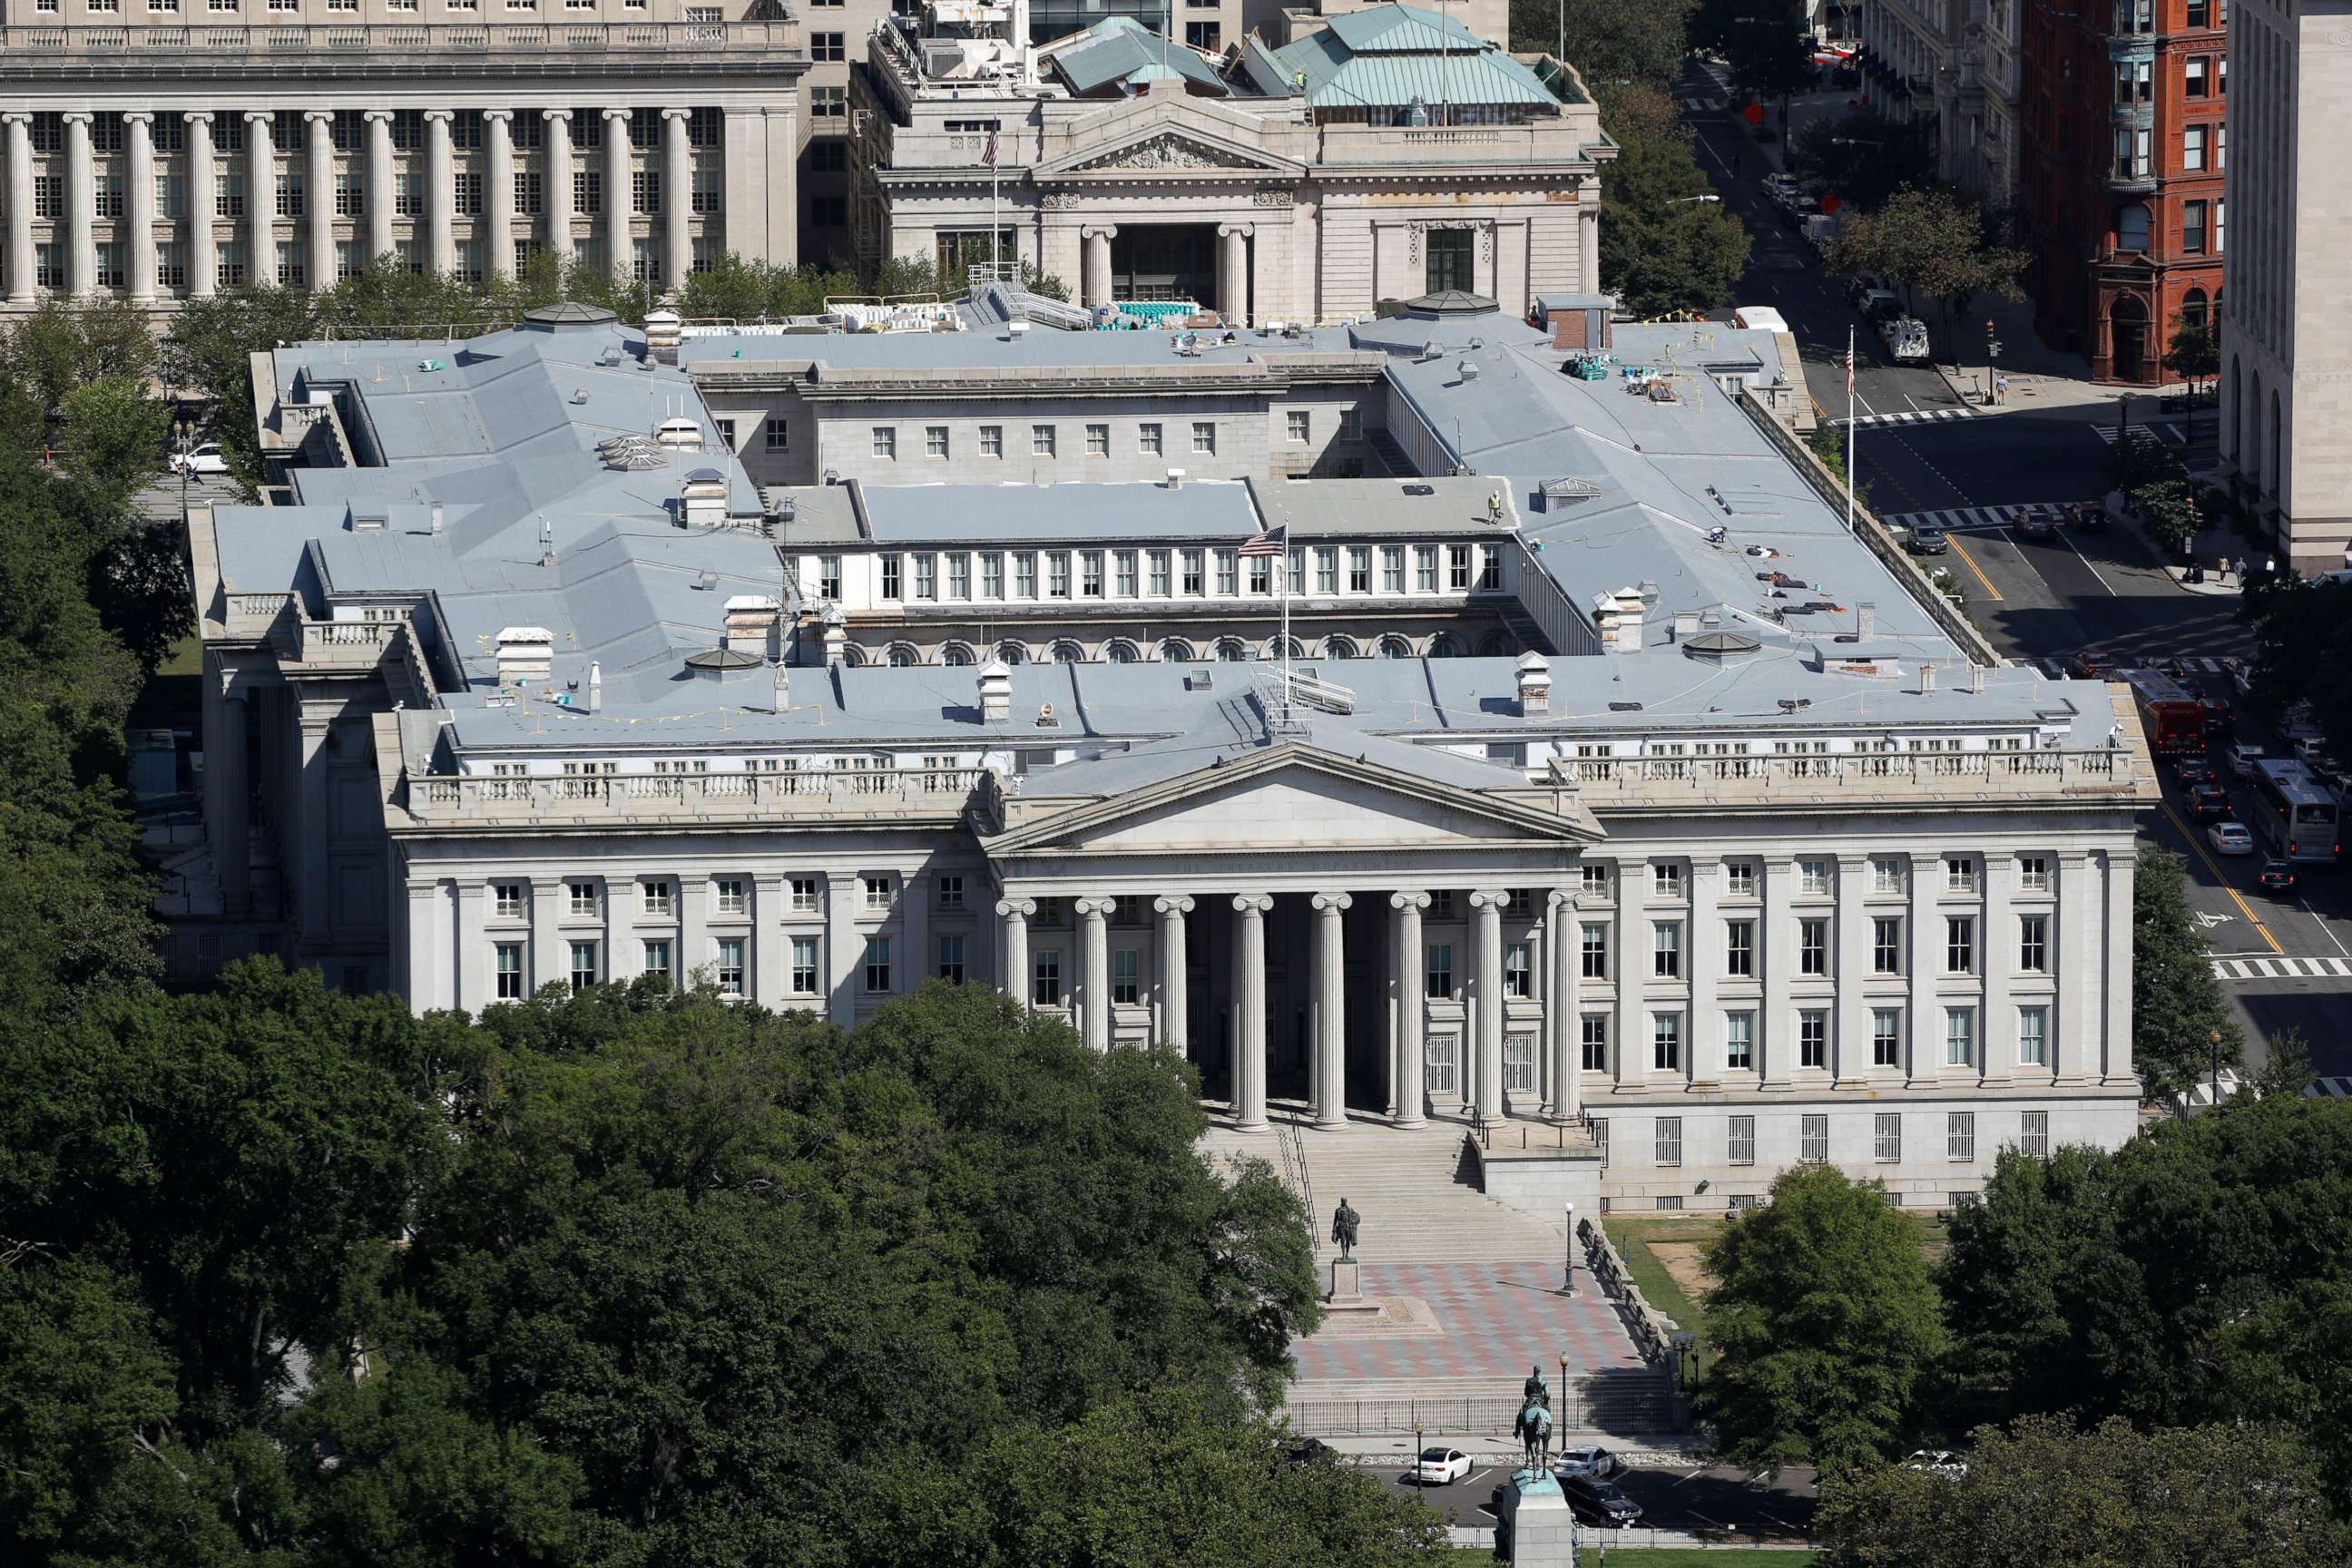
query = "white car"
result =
(1905, 1449, 1969, 1479)
(1553, 1445, 1621, 1479)
(2208, 821, 2255, 856)
(2228, 743, 2264, 779)
(1414, 1446, 1472, 1485)
(2294, 735, 2333, 765)
(170, 442, 230, 477)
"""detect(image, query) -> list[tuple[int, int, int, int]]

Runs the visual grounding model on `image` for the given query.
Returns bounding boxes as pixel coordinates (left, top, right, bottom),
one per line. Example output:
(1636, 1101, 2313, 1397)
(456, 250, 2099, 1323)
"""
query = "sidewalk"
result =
(1321, 1431, 1710, 1466)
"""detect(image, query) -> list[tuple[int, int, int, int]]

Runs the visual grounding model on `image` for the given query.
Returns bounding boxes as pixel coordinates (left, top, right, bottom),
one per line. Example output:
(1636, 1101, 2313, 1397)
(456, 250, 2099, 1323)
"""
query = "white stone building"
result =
(848, 2, 1608, 322)
(181, 295, 2153, 1214)
(2217, 0, 2352, 571)
(0, 0, 803, 308)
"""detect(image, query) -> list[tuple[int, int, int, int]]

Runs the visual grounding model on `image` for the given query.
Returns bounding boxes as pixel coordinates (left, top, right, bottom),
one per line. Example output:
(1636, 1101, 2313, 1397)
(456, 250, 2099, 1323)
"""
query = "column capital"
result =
(1836, 850, 1872, 870)
(1231, 893, 1273, 916)
(1312, 891, 1353, 914)
(1686, 852, 1723, 872)
(1082, 224, 1120, 240)
(1390, 889, 1432, 912)
(1073, 897, 1114, 918)
(1, 113, 30, 128)
(1545, 887, 1574, 913)
(541, 107, 573, 123)
(304, 109, 338, 125)
(121, 111, 154, 127)
(2058, 848, 2092, 867)
(183, 110, 214, 128)
(662, 107, 694, 122)
(61, 111, 93, 127)
(1152, 895, 1196, 916)
(366, 109, 397, 124)
(602, 106, 633, 122)
(995, 897, 1037, 919)
(481, 108, 515, 124)
(242, 111, 274, 126)
(423, 109, 456, 125)
(1216, 222, 1254, 239)
(1467, 888, 1510, 910)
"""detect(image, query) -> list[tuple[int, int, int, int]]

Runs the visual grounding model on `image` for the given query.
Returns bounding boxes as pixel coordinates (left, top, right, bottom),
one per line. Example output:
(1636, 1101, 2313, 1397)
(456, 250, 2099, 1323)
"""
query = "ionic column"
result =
(365, 110, 396, 266)
(1578, 200, 1600, 292)
(1687, 856, 1719, 1087)
(542, 110, 573, 266)
(184, 113, 218, 299)
(482, 111, 515, 280)
(64, 113, 94, 297)
(661, 107, 691, 291)
(1545, 888, 1578, 1122)
(425, 109, 456, 277)
(1075, 896, 1112, 1052)
(997, 897, 1034, 1012)
(1612, 856, 1642, 1091)
(1153, 895, 1192, 1047)
(1081, 227, 1115, 307)
(1979, 853, 2014, 1088)
(602, 108, 631, 282)
(123, 113, 157, 303)
(1217, 223, 1249, 325)
(403, 879, 441, 1010)
(2054, 852, 2093, 1085)
(243, 113, 273, 289)
(1468, 888, 1508, 1120)
(304, 112, 336, 292)
(1311, 892, 1350, 1129)
(4, 115, 31, 302)
(1390, 891, 1429, 1127)
(1834, 853, 1871, 1086)
(1762, 856, 1798, 1090)
(2102, 849, 2135, 1086)
(1231, 893, 1273, 1131)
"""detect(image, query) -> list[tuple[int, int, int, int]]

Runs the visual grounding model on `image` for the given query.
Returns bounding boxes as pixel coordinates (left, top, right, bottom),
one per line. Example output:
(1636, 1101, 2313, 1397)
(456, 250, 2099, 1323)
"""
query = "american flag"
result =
(984, 126, 998, 168)
(1846, 340, 1855, 398)
(1239, 524, 1288, 559)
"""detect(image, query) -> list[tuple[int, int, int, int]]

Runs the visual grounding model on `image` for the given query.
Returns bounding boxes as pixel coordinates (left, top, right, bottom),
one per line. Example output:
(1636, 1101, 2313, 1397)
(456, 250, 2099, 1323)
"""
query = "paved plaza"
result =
(1292, 1259, 1649, 1383)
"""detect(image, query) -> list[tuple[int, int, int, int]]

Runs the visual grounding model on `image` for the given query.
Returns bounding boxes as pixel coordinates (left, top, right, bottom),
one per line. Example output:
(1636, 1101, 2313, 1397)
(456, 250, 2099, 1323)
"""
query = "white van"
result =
(1882, 318, 1931, 363)
(1732, 306, 1790, 333)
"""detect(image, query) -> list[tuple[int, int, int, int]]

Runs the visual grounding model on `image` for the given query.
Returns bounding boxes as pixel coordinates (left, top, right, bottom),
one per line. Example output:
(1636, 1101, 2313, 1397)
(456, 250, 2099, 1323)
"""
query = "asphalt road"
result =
(1370, 1459, 1818, 1542)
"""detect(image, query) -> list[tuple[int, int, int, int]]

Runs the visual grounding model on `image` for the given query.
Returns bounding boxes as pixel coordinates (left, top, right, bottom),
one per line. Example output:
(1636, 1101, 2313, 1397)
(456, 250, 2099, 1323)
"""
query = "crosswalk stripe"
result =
(1851, 407, 1984, 429)
(2210, 956, 2352, 981)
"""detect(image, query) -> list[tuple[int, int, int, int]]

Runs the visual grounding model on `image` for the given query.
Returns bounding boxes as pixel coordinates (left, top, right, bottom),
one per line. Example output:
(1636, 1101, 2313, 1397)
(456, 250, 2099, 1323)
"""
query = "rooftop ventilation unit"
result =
(655, 416, 703, 448)
(1538, 477, 1602, 512)
(596, 434, 667, 471)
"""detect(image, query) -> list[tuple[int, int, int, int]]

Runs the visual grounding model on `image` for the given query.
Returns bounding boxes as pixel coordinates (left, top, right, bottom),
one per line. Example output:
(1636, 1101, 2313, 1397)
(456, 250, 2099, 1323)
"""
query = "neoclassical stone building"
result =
(0, 0, 802, 307)
(849, 3, 1609, 322)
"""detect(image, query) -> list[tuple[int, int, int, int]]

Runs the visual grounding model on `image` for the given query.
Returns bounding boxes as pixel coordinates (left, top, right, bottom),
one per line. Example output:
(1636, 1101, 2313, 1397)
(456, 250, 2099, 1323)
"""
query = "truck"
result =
(1881, 318, 1931, 363)
(2126, 668, 2208, 758)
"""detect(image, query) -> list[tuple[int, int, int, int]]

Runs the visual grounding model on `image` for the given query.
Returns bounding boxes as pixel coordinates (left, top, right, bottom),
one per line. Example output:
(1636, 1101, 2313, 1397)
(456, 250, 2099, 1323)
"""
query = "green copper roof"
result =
(1269, 4, 1563, 111)
(1050, 15, 1229, 96)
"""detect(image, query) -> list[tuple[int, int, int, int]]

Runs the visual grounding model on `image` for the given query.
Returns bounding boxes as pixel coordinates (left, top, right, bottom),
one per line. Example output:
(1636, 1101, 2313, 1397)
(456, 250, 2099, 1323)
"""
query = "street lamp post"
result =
(1563, 1200, 1577, 1294)
(2210, 1027, 2223, 1110)
(173, 419, 194, 515)
(1985, 318, 2002, 407)
(1668, 194, 1723, 205)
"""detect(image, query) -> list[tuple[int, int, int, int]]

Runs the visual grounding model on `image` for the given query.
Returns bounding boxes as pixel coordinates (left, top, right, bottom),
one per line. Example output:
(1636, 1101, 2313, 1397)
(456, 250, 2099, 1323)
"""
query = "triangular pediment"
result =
(984, 743, 1599, 859)
(1034, 109, 1308, 181)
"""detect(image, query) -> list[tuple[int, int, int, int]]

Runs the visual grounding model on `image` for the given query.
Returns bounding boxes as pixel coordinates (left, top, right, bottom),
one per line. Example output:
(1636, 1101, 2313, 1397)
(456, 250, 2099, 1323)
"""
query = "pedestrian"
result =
(2265, 554, 2278, 581)
(1995, 376, 2008, 406)
(2218, 555, 2231, 586)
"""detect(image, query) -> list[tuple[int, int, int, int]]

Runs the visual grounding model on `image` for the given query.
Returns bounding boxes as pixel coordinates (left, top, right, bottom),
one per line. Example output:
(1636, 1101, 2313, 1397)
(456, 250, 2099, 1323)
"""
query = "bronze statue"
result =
(1523, 1363, 1551, 1412)
(1329, 1197, 1360, 1261)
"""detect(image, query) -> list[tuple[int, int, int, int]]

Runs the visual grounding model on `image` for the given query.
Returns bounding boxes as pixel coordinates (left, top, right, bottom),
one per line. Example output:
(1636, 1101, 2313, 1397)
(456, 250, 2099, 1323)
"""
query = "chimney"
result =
(821, 603, 848, 666)
(493, 626, 554, 691)
(1515, 651, 1552, 717)
(588, 660, 603, 711)
(1592, 589, 1646, 652)
(1967, 662, 1984, 695)
(1166, 466, 1185, 490)
(428, 501, 444, 536)
(722, 593, 782, 657)
(772, 660, 789, 710)
(1921, 663, 1938, 694)
(1671, 611, 1700, 642)
(978, 659, 1013, 724)
(1856, 600, 1876, 639)
(680, 467, 728, 530)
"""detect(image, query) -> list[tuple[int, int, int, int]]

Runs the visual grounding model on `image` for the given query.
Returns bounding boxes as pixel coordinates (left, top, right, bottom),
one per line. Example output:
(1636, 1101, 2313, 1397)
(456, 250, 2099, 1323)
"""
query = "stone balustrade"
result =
(401, 765, 987, 828)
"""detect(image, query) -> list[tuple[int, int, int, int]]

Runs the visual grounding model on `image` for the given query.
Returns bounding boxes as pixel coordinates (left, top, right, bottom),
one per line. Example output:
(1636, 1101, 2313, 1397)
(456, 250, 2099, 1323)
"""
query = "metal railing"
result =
(1548, 748, 2145, 804)
(0, 18, 795, 54)
(405, 764, 986, 825)
(1278, 1110, 1315, 1239)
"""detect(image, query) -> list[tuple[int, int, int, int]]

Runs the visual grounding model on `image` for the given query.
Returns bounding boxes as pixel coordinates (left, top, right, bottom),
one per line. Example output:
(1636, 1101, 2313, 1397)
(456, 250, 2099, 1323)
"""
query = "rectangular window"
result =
(1214, 549, 1238, 596)
(1138, 422, 1162, 455)
(1112, 947, 1140, 1006)
(937, 934, 966, 985)
(1191, 421, 1216, 455)
(1581, 924, 1608, 979)
(715, 937, 745, 997)
(1348, 547, 1372, 594)
(494, 882, 524, 917)
(879, 554, 903, 599)
(1652, 922, 1681, 979)
(1652, 861, 1683, 897)
(1729, 1113, 1755, 1165)
(790, 936, 818, 995)
(1582, 864, 1611, 898)
(871, 426, 897, 460)
(1032, 951, 1062, 1007)
(2185, 54, 2210, 97)
(1045, 552, 1071, 600)
(1799, 858, 1831, 895)
(2183, 200, 2208, 255)
(1032, 424, 1056, 457)
(1426, 943, 1454, 998)
(1286, 409, 1310, 443)
(2018, 1005, 2049, 1067)
(936, 875, 965, 913)
(864, 936, 893, 994)
(1114, 550, 1139, 597)
(978, 553, 1004, 599)
(1651, 1013, 1681, 1072)
(862, 876, 894, 912)
(1147, 551, 1171, 597)
(495, 943, 524, 999)
(2018, 914, 2048, 973)
(1800, 918, 1829, 976)
(1873, 857, 1905, 895)
(1875, 1112, 1902, 1162)
(1800, 1113, 1828, 1164)
(641, 878, 671, 916)
(570, 941, 598, 994)
(1085, 422, 1109, 456)
(2019, 1110, 2050, 1158)
(1181, 550, 1205, 596)
(1945, 857, 1977, 895)
(1448, 544, 1472, 590)
(1504, 1033, 1534, 1093)
(1948, 1112, 1976, 1161)
(811, 86, 846, 118)
(1726, 861, 1757, 897)
(946, 554, 971, 599)
(1381, 546, 1405, 593)
(1581, 1014, 1607, 1072)
(1873, 1008, 1902, 1068)
(1799, 1009, 1828, 1070)
(1416, 545, 1439, 592)
(2018, 855, 2052, 892)
(1425, 1034, 1459, 1097)
(1725, 1011, 1754, 1071)
(1945, 1008, 1975, 1068)
(1947, 916, 1976, 975)
(979, 425, 1003, 458)
(2183, 123, 2208, 172)
(642, 939, 672, 987)
(1874, 916, 1904, 975)
(1654, 1116, 1682, 1167)
(925, 425, 949, 459)
(2186, 0, 2207, 20)
(568, 880, 600, 916)
(1314, 547, 1338, 593)
(1726, 919, 1754, 977)
(710, 878, 744, 916)
(1503, 941, 1532, 999)
(1012, 553, 1037, 598)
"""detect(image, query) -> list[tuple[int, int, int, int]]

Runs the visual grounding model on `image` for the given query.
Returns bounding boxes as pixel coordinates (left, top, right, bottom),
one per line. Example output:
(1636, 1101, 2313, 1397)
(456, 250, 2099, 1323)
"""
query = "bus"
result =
(2249, 759, 2341, 864)
(2126, 669, 2206, 758)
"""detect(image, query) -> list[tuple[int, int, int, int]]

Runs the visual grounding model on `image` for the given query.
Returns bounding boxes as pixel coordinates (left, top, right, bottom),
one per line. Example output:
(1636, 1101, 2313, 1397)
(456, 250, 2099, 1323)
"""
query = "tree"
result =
(1815, 1414, 2352, 1568)
(1508, 0, 1694, 89)
(2241, 575, 2352, 764)
(1599, 132, 1751, 318)
(1789, 110, 1936, 213)
(1694, 1164, 1946, 1473)
(2130, 848, 2239, 1105)
(1936, 1144, 2119, 1416)
(58, 377, 169, 509)
(2163, 311, 2219, 443)
(2130, 476, 2201, 555)
(1825, 188, 2027, 357)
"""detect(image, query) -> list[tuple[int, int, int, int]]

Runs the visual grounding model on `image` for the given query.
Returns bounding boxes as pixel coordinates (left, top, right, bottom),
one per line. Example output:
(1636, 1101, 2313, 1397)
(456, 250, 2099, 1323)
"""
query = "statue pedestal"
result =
(1327, 1258, 1365, 1307)
(1498, 1470, 1575, 1567)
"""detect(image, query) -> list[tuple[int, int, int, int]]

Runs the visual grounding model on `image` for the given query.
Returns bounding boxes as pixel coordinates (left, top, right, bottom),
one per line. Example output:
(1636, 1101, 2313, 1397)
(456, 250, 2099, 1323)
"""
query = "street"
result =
(1370, 1459, 1818, 1543)
(1674, 62, 2352, 1076)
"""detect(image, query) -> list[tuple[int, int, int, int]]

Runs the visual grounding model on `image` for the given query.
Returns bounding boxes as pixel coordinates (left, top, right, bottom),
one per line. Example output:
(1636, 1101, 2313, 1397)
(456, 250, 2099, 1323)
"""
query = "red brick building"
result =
(2018, 0, 2227, 384)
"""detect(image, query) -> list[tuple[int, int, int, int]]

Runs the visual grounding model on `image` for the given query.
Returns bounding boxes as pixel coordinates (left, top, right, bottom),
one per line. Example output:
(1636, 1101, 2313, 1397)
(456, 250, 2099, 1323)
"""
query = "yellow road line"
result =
(2161, 800, 2282, 955)
(1944, 535, 2004, 602)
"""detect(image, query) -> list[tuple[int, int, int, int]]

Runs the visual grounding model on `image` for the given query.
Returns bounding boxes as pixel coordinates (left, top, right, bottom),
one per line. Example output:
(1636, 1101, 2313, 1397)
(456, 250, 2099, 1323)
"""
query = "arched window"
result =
(996, 641, 1027, 666)
(1476, 632, 1514, 657)
(1160, 638, 1195, 663)
(1323, 634, 1360, 660)
(1103, 639, 1139, 663)
(1273, 636, 1306, 660)
(1215, 638, 1250, 662)
(940, 641, 976, 667)
(2180, 288, 2209, 331)
(1426, 633, 1461, 658)
(1379, 635, 1414, 660)
(1052, 641, 1085, 665)
(839, 642, 869, 667)
(886, 642, 920, 668)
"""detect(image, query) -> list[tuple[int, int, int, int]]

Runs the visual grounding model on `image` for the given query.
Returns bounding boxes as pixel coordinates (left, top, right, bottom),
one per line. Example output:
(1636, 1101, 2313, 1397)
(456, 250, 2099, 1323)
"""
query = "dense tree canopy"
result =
(1508, 0, 1694, 88)
(2243, 574, 2352, 765)
(1824, 188, 2027, 356)
(2129, 848, 2241, 1105)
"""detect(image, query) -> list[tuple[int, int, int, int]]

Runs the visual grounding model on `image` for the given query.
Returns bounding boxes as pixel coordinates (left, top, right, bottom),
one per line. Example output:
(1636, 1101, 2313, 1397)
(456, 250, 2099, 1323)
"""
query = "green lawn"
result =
(1454, 1551, 1816, 1565)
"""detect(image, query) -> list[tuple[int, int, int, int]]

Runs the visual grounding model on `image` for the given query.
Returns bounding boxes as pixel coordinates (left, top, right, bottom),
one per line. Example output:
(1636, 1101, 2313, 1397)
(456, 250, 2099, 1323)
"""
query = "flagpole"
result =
(1845, 326, 1857, 536)
(1279, 542, 1292, 718)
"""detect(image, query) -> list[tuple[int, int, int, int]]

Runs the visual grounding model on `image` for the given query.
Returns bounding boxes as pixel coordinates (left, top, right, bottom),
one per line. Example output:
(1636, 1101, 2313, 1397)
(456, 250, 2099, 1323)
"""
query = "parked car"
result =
(2068, 650, 2116, 679)
(2228, 742, 2265, 779)
(1905, 1450, 1970, 1479)
(2222, 657, 2253, 697)
(1861, 288, 1902, 322)
(1904, 524, 1950, 557)
(2294, 735, 2334, 766)
(169, 442, 230, 476)
(2173, 757, 2217, 789)
(2014, 507, 2061, 541)
(1552, 1446, 1622, 1480)
(2189, 783, 2233, 820)
(1414, 1446, 1472, 1486)
(2070, 499, 2110, 533)
(2209, 820, 2256, 856)
(2200, 697, 2236, 735)
(2259, 858, 2298, 892)
(1880, 317, 1932, 363)
(1559, 1475, 1644, 1527)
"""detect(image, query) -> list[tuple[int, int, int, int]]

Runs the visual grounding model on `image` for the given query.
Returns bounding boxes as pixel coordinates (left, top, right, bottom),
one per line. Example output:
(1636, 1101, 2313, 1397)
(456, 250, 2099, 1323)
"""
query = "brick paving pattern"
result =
(1293, 1259, 1651, 1381)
